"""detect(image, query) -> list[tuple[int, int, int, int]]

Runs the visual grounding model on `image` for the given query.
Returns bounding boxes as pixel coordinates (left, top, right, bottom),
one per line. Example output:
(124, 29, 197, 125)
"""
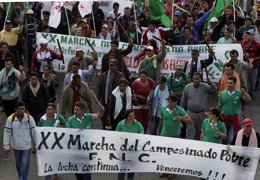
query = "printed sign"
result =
(35, 127, 259, 180)
(36, 32, 243, 82)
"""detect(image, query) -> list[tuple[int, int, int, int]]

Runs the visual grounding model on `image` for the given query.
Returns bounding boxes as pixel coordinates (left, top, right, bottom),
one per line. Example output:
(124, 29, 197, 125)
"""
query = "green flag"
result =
(148, 0, 172, 28)
(23, 2, 30, 12)
(134, 0, 142, 9)
(207, 0, 233, 23)
(6, 2, 12, 21)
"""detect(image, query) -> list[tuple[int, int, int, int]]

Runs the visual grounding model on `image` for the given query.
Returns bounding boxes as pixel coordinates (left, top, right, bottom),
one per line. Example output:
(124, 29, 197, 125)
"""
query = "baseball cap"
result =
(146, 46, 154, 51)
(5, 20, 12, 24)
(75, 46, 84, 52)
(210, 17, 218, 23)
(38, 38, 48, 44)
(110, 59, 118, 66)
(243, 118, 253, 127)
(246, 29, 255, 35)
(26, 9, 34, 15)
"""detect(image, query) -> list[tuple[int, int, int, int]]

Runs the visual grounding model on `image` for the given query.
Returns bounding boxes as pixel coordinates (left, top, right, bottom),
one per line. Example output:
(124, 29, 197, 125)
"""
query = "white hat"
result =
(146, 46, 154, 51)
(75, 46, 84, 52)
(26, 9, 34, 15)
(38, 38, 48, 44)
(210, 17, 218, 22)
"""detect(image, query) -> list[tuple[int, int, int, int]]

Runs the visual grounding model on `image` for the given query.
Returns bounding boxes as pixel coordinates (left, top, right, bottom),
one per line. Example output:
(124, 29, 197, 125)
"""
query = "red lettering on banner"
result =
(161, 59, 188, 71)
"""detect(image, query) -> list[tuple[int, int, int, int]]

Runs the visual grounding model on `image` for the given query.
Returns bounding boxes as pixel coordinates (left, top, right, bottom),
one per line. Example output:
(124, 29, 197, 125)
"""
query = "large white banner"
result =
(35, 127, 259, 179)
(36, 32, 243, 82)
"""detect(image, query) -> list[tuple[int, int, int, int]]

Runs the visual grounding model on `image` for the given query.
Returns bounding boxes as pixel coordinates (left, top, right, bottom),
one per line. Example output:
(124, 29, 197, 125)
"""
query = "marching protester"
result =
(101, 39, 133, 80)
(231, 118, 260, 148)
(0, 57, 26, 117)
(22, 72, 49, 125)
(98, 59, 125, 129)
(109, 79, 132, 130)
(66, 101, 104, 180)
(116, 109, 144, 180)
(38, 103, 66, 180)
(200, 108, 227, 144)
(150, 76, 171, 135)
(181, 72, 216, 140)
(157, 95, 192, 178)
(61, 74, 93, 119)
(183, 49, 214, 81)
(218, 77, 251, 143)
(31, 37, 63, 74)
(132, 69, 156, 133)
(3, 101, 36, 180)
(137, 40, 166, 83)
(0, 42, 17, 70)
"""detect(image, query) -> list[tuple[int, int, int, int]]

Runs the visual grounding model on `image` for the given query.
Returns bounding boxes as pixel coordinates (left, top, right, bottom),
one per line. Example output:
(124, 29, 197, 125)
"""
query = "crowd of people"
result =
(1, 1, 260, 180)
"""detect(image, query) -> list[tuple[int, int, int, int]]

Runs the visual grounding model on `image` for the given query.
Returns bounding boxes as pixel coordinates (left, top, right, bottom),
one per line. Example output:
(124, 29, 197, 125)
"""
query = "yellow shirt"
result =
(0, 25, 23, 46)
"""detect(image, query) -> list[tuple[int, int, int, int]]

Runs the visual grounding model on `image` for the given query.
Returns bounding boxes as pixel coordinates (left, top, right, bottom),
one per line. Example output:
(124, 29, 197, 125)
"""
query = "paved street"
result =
(0, 72, 260, 180)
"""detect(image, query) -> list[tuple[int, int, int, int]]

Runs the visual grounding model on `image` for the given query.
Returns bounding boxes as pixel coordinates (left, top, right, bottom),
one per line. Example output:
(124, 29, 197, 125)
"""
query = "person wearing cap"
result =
(98, 59, 125, 129)
(61, 74, 93, 119)
(0, 18, 23, 68)
(242, 28, 260, 98)
(180, 72, 216, 140)
(31, 37, 63, 74)
(150, 76, 171, 135)
(67, 46, 97, 73)
(218, 76, 251, 144)
(208, 17, 218, 35)
(101, 39, 133, 80)
(86, 1, 105, 36)
(137, 40, 166, 83)
(231, 118, 260, 147)
(183, 48, 214, 81)
(167, 63, 190, 105)
(24, 9, 38, 74)
(239, 17, 255, 35)
(217, 27, 237, 44)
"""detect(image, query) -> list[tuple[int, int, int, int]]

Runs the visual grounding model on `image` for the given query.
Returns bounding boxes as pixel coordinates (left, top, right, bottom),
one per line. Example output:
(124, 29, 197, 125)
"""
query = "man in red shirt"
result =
(242, 29, 260, 98)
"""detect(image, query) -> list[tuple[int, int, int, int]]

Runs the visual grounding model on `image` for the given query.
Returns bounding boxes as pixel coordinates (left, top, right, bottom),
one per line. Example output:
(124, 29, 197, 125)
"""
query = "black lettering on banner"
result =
(44, 163, 53, 173)
(220, 150, 250, 167)
(51, 132, 65, 149)
(38, 131, 51, 150)
(109, 153, 126, 161)
(138, 153, 150, 162)
(89, 153, 98, 160)
(67, 135, 81, 149)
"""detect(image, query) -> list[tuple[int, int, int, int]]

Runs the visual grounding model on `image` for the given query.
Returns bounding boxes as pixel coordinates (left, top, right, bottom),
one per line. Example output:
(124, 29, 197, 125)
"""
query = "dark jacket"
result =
(98, 71, 125, 105)
(22, 82, 49, 120)
(101, 44, 133, 78)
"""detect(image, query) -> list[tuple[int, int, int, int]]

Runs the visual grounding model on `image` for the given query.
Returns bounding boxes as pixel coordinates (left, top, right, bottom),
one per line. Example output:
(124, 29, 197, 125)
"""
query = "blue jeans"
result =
(150, 116, 160, 135)
(45, 175, 52, 180)
(14, 149, 31, 180)
(118, 173, 134, 180)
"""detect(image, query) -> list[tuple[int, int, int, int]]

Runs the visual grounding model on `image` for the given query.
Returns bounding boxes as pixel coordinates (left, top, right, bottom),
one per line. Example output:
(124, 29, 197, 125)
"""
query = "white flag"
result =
(49, 1, 63, 28)
(78, 1, 92, 18)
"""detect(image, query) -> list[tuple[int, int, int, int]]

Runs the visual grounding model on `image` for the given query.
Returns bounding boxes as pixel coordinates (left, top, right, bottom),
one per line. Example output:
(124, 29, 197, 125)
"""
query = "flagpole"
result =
(171, 0, 175, 21)
(133, 2, 139, 43)
(233, 0, 236, 38)
(3, 3, 10, 31)
(91, 1, 97, 37)
(64, 7, 71, 35)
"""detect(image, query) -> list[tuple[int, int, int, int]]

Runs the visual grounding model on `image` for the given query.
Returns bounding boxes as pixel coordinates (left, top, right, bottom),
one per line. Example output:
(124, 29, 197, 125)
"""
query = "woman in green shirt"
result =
(38, 103, 66, 180)
(38, 103, 66, 128)
(116, 109, 144, 180)
(200, 108, 227, 144)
